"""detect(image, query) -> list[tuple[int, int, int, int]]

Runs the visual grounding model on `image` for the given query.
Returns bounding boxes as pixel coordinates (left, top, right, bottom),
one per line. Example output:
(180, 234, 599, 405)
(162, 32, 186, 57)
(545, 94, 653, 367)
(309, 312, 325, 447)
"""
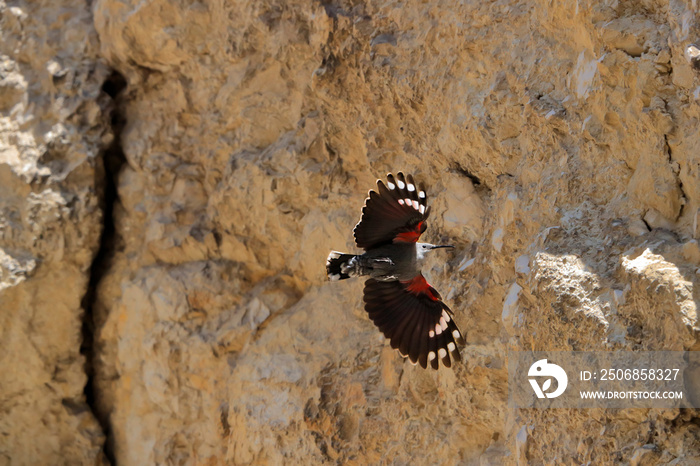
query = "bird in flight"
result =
(326, 172, 465, 369)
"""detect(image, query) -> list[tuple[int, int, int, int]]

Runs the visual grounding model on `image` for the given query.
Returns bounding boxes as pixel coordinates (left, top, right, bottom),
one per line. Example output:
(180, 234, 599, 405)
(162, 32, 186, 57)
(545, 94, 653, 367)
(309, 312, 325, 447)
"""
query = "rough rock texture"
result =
(0, 0, 112, 463)
(3, 0, 700, 464)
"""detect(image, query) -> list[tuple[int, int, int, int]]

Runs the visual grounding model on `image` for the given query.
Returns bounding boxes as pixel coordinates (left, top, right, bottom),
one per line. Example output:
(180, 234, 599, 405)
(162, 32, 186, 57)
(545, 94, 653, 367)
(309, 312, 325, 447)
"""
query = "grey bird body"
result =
(339, 243, 452, 282)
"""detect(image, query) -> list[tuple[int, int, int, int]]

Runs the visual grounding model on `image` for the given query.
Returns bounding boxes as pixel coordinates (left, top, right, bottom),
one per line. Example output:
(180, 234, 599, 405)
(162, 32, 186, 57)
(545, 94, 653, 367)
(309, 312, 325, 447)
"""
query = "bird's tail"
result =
(326, 251, 358, 281)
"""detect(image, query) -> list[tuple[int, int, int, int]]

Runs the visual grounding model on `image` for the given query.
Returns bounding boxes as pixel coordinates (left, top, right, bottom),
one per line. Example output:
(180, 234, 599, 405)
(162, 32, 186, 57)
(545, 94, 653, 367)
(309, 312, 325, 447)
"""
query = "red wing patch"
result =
(393, 221, 425, 243)
(353, 172, 431, 250)
(402, 273, 440, 301)
(394, 231, 420, 243)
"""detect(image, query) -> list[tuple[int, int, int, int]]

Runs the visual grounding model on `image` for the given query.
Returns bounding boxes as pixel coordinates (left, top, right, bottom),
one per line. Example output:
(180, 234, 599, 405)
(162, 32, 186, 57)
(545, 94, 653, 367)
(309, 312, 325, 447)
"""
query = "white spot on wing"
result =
(452, 329, 461, 340)
(418, 191, 426, 198)
(442, 310, 451, 322)
(407, 183, 415, 192)
(398, 199, 405, 205)
(447, 342, 456, 352)
(397, 180, 405, 189)
(429, 329, 435, 338)
(438, 348, 447, 359)
(412, 200, 419, 210)
(428, 351, 436, 361)
(419, 205, 425, 214)
(435, 324, 443, 335)
(387, 182, 396, 190)
(439, 317, 448, 331)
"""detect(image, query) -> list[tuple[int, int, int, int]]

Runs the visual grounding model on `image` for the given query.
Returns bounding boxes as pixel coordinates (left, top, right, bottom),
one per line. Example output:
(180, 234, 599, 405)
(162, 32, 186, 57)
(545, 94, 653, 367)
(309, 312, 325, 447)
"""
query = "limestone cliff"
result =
(1, 0, 700, 464)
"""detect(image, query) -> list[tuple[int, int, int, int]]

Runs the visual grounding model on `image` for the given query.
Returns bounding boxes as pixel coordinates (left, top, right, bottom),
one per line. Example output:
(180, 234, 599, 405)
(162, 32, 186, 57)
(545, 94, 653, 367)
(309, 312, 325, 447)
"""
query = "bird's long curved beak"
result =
(431, 245, 454, 250)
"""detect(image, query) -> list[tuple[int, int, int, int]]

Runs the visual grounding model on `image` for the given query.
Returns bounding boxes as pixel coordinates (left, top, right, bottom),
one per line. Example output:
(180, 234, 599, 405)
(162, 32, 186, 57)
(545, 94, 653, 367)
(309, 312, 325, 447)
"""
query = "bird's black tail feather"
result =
(326, 251, 357, 280)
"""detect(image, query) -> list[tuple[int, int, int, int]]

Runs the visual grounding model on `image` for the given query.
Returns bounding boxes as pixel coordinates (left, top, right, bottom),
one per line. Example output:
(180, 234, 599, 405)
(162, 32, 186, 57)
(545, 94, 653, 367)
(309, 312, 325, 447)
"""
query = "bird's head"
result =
(416, 243, 454, 260)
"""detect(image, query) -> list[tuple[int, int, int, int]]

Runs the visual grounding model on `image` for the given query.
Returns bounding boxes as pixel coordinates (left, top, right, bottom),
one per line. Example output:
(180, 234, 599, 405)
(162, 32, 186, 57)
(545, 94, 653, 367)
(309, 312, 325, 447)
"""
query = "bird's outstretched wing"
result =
(353, 172, 431, 250)
(363, 274, 465, 369)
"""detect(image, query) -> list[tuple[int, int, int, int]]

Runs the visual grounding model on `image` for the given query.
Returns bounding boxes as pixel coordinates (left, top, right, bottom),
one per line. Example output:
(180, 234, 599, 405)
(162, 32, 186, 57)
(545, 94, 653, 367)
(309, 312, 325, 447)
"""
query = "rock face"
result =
(2, 0, 700, 464)
(0, 0, 112, 463)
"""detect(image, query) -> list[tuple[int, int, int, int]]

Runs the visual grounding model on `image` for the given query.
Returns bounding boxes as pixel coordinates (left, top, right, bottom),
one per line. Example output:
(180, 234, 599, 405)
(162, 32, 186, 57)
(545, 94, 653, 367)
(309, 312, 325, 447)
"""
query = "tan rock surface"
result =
(0, 0, 112, 463)
(2, 0, 700, 464)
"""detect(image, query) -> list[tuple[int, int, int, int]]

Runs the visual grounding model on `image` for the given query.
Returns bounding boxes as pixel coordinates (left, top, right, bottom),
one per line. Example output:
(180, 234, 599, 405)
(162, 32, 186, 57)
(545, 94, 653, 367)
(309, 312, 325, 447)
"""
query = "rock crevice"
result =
(80, 70, 128, 466)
